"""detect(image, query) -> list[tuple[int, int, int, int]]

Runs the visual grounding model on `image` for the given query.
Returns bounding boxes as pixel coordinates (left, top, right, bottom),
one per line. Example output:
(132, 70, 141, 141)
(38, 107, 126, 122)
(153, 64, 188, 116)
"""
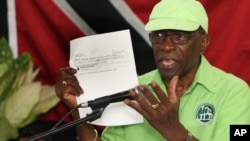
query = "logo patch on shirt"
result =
(195, 103, 215, 125)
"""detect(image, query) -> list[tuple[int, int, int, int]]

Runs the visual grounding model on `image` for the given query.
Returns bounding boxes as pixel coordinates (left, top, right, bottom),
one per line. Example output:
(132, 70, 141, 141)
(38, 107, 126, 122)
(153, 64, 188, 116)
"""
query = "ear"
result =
(200, 34, 210, 54)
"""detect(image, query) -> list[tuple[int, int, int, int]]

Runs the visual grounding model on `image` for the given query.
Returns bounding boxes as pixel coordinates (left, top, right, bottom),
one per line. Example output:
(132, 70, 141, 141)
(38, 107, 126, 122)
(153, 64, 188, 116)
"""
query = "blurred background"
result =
(1, 0, 250, 140)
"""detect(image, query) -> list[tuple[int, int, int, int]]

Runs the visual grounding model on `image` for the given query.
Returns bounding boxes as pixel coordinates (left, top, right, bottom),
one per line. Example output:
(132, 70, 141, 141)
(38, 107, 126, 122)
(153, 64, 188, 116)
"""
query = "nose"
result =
(161, 36, 176, 52)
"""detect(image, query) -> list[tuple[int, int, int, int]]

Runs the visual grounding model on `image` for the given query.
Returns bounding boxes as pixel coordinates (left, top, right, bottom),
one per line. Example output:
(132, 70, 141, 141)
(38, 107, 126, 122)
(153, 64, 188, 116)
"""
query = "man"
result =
(55, 0, 250, 140)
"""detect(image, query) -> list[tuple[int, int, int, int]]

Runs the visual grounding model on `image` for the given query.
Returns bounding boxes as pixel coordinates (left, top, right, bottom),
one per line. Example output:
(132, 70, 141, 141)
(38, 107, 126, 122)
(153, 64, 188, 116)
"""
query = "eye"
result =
(153, 32, 163, 38)
(175, 32, 189, 40)
(149, 32, 166, 44)
(150, 32, 164, 40)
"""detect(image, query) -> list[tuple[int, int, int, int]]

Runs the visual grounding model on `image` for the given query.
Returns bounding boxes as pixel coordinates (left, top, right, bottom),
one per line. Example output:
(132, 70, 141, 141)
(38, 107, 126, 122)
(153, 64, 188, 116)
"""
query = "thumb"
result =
(168, 75, 179, 103)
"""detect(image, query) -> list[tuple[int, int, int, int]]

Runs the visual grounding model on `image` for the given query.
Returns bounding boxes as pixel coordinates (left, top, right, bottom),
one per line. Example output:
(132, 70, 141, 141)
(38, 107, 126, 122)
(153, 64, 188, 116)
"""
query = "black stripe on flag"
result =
(0, 0, 8, 40)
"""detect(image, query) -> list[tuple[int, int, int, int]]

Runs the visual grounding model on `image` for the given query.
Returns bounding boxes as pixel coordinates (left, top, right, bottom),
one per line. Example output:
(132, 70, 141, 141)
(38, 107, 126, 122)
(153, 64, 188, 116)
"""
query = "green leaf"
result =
(23, 62, 40, 84)
(0, 63, 11, 78)
(19, 85, 60, 128)
(0, 66, 18, 103)
(33, 85, 60, 113)
(0, 44, 34, 102)
(0, 37, 60, 139)
(0, 37, 13, 63)
(11, 53, 32, 87)
(0, 37, 13, 78)
(4, 82, 41, 128)
(0, 116, 18, 140)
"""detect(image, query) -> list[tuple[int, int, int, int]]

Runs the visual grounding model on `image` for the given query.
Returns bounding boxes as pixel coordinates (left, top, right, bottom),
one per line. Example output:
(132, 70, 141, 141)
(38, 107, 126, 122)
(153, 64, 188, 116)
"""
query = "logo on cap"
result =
(170, 5, 176, 11)
(196, 103, 215, 125)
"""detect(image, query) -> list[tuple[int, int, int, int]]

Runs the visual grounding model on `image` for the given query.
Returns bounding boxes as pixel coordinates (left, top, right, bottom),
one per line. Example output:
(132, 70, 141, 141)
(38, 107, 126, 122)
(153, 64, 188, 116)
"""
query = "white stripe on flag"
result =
(109, 0, 151, 46)
(7, 0, 18, 58)
(53, 0, 96, 36)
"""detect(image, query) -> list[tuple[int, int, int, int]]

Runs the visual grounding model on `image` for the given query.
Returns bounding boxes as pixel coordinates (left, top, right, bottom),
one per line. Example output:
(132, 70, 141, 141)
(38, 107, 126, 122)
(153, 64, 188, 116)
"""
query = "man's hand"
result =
(55, 67, 83, 109)
(125, 75, 188, 140)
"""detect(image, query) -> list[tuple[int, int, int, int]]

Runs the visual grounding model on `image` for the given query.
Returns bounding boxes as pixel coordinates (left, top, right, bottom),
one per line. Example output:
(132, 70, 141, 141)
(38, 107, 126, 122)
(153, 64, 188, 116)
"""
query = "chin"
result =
(159, 70, 177, 81)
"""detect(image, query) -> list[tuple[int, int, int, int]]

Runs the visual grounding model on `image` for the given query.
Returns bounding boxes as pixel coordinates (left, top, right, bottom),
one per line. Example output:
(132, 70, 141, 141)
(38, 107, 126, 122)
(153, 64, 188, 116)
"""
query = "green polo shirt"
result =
(101, 56, 250, 141)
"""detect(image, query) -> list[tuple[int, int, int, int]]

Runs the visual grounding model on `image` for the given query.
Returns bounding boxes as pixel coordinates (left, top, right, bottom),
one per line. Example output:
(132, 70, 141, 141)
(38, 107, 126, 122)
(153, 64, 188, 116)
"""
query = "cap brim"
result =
(145, 18, 200, 32)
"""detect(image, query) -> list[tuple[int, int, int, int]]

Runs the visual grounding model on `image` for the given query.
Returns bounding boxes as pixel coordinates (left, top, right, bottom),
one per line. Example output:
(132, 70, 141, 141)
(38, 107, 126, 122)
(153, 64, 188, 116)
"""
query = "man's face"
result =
(150, 29, 208, 80)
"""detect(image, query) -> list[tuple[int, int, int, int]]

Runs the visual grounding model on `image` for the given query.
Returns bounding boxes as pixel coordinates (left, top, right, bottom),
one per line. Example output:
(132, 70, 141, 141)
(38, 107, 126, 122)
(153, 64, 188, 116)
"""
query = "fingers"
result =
(124, 89, 151, 118)
(125, 75, 179, 117)
(149, 82, 167, 105)
(150, 75, 179, 104)
(137, 85, 159, 106)
(55, 67, 84, 108)
(56, 67, 83, 96)
(125, 85, 159, 112)
(125, 76, 182, 137)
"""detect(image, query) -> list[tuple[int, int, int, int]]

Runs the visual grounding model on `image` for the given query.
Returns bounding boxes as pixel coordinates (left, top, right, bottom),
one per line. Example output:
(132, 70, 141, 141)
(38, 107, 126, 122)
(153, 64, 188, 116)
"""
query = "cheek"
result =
(179, 45, 201, 62)
(152, 45, 160, 55)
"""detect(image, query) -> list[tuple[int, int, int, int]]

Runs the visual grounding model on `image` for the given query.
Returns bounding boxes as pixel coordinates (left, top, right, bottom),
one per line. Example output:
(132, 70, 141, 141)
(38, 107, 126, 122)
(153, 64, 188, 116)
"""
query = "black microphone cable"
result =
(50, 106, 78, 130)
(49, 99, 106, 130)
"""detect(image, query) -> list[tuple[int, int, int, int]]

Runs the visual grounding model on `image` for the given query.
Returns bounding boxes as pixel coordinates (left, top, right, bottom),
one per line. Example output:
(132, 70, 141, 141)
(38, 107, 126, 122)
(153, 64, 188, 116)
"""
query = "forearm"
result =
(76, 123, 100, 141)
(72, 111, 101, 141)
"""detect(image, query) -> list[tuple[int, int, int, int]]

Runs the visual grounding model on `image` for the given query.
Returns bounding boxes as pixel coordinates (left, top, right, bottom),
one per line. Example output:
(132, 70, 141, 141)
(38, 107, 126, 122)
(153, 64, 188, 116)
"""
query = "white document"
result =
(69, 30, 143, 126)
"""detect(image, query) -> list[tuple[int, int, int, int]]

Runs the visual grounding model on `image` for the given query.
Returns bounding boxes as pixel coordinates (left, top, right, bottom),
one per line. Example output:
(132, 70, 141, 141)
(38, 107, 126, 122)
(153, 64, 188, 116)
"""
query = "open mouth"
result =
(159, 58, 177, 69)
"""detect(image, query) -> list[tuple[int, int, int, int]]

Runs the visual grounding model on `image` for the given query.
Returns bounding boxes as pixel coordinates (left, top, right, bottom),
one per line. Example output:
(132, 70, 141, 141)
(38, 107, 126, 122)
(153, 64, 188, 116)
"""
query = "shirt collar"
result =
(191, 56, 216, 94)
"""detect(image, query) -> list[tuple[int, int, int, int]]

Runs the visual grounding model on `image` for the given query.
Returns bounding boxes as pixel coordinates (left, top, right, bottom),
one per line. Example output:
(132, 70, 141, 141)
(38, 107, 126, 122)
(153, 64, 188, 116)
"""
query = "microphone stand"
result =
(27, 107, 106, 141)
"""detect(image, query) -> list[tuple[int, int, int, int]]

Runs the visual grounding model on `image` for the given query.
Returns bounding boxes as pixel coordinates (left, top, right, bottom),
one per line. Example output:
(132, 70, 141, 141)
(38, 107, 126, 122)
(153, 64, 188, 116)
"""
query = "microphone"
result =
(78, 88, 141, 109)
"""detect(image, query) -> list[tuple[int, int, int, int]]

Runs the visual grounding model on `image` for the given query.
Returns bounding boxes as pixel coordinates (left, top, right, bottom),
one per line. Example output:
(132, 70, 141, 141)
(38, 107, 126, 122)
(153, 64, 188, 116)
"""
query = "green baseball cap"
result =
(145, 0, 208, 33)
